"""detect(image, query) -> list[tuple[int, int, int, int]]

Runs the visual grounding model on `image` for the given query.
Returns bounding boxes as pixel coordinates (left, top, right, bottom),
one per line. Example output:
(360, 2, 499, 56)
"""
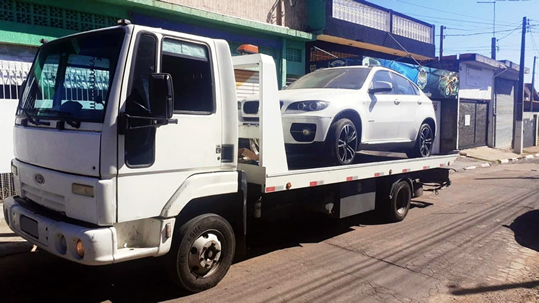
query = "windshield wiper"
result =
(18, 107, 51, 126)
(38, 109, 81, 129)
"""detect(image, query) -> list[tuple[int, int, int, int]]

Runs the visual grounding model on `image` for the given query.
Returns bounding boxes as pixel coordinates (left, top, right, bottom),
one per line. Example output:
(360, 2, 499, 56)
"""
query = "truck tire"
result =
(167, 214, 236, 292)
(386, 181, 412, 222)
(325, 118, 358, 165)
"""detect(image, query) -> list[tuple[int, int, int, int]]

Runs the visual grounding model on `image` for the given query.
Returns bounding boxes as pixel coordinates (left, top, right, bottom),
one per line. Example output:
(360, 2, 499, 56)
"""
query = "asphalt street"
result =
(1, 159, 538, 303)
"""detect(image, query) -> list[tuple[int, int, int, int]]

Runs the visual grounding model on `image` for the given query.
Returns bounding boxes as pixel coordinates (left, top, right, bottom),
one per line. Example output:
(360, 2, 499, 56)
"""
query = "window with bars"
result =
(0, 0, 118, 31)
(286, 48, 302, 63)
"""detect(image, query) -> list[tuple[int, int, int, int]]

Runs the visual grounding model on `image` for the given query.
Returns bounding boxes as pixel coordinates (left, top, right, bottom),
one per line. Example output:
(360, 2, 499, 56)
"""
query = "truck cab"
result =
(5, 21, 245, 284)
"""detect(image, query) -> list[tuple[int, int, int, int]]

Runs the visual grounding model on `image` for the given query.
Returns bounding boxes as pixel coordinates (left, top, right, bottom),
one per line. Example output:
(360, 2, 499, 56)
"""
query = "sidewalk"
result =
(449, 145, 539, 172)
(0, 202, 33, 258)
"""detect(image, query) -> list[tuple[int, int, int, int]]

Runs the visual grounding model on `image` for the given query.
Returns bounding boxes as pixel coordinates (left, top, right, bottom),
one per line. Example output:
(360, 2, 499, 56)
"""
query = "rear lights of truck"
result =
(72, 183, 94, 197)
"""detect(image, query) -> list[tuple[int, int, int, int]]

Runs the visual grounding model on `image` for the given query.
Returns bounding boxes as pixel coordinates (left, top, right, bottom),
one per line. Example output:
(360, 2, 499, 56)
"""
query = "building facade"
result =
(0, 0, 315, 198)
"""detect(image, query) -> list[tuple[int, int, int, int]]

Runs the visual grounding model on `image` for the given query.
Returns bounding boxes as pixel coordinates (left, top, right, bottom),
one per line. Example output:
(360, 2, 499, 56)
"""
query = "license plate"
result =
(20, 215, 39, 239)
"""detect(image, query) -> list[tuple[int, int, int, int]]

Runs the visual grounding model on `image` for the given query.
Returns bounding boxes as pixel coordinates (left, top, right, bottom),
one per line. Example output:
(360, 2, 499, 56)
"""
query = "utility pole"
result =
(532, 56, 537, 112)
(477, 1, 497, 59)
(439, 25, 445, 59)
(514, 16, 527, 154)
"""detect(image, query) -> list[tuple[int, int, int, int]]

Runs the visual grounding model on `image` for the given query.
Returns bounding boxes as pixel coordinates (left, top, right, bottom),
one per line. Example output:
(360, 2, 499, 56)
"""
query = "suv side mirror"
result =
(149, 73, 174, 119)
(369, 81, 393, 94)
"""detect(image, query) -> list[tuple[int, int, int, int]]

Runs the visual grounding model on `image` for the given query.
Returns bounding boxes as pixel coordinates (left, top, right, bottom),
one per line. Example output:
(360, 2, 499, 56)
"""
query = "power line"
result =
(404, 13, 516, 26)
(445, 27, 522, 37)
(529, 28, 539, 58)
(497, 25, 524, 40)
(395, 0, 516, 25)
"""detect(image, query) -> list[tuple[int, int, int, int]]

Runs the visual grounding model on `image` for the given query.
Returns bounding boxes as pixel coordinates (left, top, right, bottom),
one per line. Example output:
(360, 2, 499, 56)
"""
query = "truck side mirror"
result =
(149, 73, 174, 119)
(368, 81, 393, 94)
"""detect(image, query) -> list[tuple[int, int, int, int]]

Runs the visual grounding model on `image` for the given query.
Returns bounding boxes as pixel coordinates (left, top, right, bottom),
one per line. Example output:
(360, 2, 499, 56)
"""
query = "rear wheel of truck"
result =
(386, 181, 412, 222)
(167, 213, 236, 292)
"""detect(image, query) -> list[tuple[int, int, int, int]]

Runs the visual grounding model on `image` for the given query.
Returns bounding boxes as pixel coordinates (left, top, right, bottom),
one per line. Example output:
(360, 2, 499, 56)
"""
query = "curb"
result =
(451, 152, 539, 173)
(461, 163, 491, 171)
(496, 153, 539, 164)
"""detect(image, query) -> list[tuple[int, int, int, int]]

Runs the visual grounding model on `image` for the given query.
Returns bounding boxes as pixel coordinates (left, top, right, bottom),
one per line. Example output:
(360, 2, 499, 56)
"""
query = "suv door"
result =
(365, 70, 400, 142)
(392, 73, 421, 140)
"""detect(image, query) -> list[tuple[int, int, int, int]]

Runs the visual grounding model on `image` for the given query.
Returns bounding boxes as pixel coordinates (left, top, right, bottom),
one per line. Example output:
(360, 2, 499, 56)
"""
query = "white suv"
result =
(240, 66, 437, 165)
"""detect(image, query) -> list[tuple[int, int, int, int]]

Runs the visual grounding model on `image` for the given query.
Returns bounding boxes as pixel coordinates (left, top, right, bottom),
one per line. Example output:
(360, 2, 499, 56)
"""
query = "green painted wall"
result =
(286, 39, 307, 77)
(0, 0, 311, 85)
(308, 0, 326, 34)
(0, 0, 128, 46)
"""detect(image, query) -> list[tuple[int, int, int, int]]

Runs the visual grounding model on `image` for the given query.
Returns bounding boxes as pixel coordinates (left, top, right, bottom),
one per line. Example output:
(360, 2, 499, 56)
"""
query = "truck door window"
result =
(125, 33, 157, 167)
(161, 39, 214, 114)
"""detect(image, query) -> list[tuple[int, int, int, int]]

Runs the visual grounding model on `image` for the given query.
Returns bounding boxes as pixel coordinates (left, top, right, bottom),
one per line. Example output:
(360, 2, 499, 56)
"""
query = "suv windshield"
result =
(286, 68, 371, 90)
(18, 28, 125, 124)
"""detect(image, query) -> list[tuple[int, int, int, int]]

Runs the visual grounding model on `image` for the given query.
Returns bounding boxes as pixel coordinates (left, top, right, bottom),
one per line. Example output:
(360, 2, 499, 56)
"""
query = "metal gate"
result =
(494, 78, 516, 148)
(0, 60, 31, 201)
(459, 99, 488, 149)
(523, 116, 536, 148)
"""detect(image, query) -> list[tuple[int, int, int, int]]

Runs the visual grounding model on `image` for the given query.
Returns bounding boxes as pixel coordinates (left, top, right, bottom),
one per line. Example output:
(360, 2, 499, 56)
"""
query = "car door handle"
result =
(417, 100, 422, 105)
(394, 100, 400, 105)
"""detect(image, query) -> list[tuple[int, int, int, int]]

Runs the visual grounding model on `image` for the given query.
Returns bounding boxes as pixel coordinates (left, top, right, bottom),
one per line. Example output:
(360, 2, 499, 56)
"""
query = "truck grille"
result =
(21, 183, 66, 213)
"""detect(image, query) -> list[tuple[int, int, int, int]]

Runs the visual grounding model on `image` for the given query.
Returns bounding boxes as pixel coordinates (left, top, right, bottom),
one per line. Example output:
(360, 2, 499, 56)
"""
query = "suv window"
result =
(370, 70, 394, 94)
(162, 39, 214, 114)
(393, 73, 419, 95)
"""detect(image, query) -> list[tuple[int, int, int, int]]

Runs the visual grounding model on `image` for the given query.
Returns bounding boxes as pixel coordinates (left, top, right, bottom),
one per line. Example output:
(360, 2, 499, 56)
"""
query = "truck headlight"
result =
(286, 101, 329, 112)
(11, 161, 17, 176)
(72, 183, 94, 197)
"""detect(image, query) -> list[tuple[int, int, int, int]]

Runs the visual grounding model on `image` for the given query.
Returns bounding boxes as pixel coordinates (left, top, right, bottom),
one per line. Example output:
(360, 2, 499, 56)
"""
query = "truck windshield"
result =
(286, 68, 371, 90)
(18, 28, 125, 123)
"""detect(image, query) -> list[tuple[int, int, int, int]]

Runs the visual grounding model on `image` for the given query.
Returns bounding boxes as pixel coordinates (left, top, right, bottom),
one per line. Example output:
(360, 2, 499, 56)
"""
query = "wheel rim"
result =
(396, 187, 409, 215)
(188, 230, 223, 278)
(337, 124, 357, 164)
(419, 126, 433, 157)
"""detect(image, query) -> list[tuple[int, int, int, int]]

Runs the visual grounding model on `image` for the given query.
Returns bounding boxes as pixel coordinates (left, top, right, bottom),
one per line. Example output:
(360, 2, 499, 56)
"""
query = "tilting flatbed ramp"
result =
(241, 154, 457, 193)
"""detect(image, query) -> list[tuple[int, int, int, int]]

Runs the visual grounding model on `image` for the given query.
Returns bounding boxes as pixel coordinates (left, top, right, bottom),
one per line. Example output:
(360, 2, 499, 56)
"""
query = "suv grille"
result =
(243, 101, 259, 114)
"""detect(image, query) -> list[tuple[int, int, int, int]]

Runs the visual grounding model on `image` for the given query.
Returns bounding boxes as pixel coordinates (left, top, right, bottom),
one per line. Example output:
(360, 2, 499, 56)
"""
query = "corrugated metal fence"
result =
(0, 60, 31, 201)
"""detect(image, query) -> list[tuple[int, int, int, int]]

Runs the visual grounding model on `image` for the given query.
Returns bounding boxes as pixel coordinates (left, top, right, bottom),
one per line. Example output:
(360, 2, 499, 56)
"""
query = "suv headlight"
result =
(286, 101, 329, 112)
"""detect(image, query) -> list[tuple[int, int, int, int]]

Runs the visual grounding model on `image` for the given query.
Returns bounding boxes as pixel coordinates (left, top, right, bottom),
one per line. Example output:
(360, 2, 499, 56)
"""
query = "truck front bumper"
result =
(3, 196, 115, 265)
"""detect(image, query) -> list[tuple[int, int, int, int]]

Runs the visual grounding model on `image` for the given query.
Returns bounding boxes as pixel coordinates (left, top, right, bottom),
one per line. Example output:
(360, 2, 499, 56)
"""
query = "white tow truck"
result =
(3, 20, 457, 292)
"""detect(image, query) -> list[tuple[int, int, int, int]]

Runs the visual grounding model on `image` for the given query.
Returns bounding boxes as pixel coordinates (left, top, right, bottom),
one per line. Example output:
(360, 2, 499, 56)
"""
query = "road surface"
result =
(1, 159, 538, 302)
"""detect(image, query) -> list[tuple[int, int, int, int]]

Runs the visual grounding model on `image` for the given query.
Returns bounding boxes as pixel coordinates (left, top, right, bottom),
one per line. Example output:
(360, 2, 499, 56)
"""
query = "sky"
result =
(372, 0, 539, 85)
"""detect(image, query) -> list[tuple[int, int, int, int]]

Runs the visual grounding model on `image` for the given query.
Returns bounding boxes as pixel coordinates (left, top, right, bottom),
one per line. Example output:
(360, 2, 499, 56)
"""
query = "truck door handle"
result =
(394, 100, 400, 105)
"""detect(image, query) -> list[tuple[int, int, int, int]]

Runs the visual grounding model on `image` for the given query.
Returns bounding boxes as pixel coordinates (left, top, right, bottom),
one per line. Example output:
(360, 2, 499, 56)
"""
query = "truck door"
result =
(117, 32, 222, 222)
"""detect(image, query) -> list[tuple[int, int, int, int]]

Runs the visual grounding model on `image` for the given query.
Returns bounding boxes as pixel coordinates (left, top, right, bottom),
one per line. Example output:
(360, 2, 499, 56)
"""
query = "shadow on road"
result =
(505, 209, 539, 252)
(240, 209, 395, 263)
(450, 280, 539, 295)
(0, 211, 392, 303)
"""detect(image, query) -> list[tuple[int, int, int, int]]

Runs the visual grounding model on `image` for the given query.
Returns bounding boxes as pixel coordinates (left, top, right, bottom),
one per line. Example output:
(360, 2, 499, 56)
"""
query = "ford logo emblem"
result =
(34, 174, 45, 185)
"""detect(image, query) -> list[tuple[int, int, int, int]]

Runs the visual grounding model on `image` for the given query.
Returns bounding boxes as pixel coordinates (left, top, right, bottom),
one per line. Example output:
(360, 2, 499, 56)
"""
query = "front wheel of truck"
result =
(167, 213, 236, 292)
